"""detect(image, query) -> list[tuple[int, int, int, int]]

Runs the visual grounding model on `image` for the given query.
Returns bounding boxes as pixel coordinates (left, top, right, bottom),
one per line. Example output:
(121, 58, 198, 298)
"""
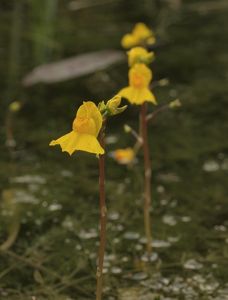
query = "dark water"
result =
(0, 1, 228, 299)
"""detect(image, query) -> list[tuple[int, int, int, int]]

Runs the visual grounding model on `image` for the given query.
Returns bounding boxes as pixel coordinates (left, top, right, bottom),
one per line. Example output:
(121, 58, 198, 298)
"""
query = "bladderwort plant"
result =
(0, 101, 23, 252)
(50, 96, 126, 300)
(5, 101, 22, 157)
(118, 24, 181, 255)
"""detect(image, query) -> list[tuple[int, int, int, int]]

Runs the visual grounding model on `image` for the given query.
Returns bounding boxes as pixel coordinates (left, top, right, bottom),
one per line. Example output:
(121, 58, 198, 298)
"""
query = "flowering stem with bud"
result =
(146, 99, 180, 122)
(95, 96, 126, 299)
(49, 96, 126, 300)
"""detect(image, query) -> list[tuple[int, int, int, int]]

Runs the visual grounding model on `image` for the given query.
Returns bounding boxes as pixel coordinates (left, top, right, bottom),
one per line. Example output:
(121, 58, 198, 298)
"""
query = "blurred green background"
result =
(0, 0, 228, 299)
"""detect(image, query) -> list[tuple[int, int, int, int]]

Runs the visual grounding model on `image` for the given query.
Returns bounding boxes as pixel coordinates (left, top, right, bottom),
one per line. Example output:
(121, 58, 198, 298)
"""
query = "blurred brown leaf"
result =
(22, 49, 124, 86)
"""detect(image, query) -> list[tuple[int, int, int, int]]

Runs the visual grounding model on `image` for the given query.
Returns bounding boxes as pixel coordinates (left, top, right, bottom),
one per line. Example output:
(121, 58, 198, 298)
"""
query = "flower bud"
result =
(98, 101, 106, 114)
(169, 99, 181, 108)
(124, 124, 131, 133)
(9, 101, 21, 112)
(158, 78, 169, 87)
(106, 95, 127, 116)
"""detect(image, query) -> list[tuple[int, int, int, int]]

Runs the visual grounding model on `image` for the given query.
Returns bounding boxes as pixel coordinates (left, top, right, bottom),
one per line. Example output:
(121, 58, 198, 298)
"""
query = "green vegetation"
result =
(0, 1, 227, 299)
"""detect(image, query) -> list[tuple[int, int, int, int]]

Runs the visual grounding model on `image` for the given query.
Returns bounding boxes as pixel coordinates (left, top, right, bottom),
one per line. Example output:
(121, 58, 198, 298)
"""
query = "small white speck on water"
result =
(221, 158, 228, 170)
(203, 160, 220, 172)
(121, 256, 129, 262)
(151, 240, 171, 248)
(108, 211, 120, 221)
(168, 236, 180, 243)
(35, 219, 42, 226)
(157, 185, 165, 193)
(49, 203, 62, 211)
(106, 135, 118, 144)
(75, 244, 82, 251)
(123, 231, 140, 240)
(183, 259, 203, 270)
(105, 254, 116, 262)
(181, 216, 191, 222)
(62, 216, 74, 230)
(61, 170, 73, 177)
(132, 272, 148, 281)
(79, 228, 98, 239)
(161, 199, 169, 206)
(13, 190, 39, 204)
(135, 244, 143, 251)
(141, 252, 158, 262)
(42, 201, 48, 207)
(162, 215, 177, 226)
(11, 175, 46, 184)
(111, 266, 122, 274)
(214, 225, 226, 232)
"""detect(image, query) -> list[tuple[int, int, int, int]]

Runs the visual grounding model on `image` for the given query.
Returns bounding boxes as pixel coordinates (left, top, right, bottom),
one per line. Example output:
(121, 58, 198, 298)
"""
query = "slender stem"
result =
(96, 124, 107, 300)
(140, 103, 152, 254)
(132, 101, 176, 156)
(5, 111, 14, 144)
(5, 110, 17, 162)
(6, 0, 23, 101)
(146, 103, 170, 122)
(0, 220, 20, 251)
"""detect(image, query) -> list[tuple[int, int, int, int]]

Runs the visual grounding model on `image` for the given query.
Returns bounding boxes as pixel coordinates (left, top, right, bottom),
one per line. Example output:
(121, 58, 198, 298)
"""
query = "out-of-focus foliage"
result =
(0, 0, 228, 299)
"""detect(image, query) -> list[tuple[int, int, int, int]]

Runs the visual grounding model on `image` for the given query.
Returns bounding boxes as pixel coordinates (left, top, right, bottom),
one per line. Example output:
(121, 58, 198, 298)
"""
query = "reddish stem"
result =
(96, 124, 107, 300)
(140, 103, 152, 254)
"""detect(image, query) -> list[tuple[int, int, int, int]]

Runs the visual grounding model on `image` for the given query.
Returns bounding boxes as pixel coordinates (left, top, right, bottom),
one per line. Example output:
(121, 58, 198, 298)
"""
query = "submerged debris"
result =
(183, 259, 203, 270)
(23, 50, 124, 86)
(203, 160, 220, 172)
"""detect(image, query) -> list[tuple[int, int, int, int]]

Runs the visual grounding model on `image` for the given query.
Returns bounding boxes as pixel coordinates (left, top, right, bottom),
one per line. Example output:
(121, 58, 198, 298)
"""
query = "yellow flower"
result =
(121, 23, 156, 49)
(127, 47, 154, 67)
(112, 148, 135, 165)
(50, 101, 104, 155)
(118, 63, 156, 105)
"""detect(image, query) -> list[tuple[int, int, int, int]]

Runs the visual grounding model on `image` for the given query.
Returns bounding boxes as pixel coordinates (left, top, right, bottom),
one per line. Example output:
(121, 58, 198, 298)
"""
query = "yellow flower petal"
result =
(118, 87, 135, 103)
(74, 133, 104, 155)
(121, 34, 138, 49)
(119, 87, 156, 105)
(50, 131, 78, 155)
(74, 101, 102, 136)
(50, 131, 104, 155)
(129, 63, 152, 88)
(139, 88, 157, 105)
